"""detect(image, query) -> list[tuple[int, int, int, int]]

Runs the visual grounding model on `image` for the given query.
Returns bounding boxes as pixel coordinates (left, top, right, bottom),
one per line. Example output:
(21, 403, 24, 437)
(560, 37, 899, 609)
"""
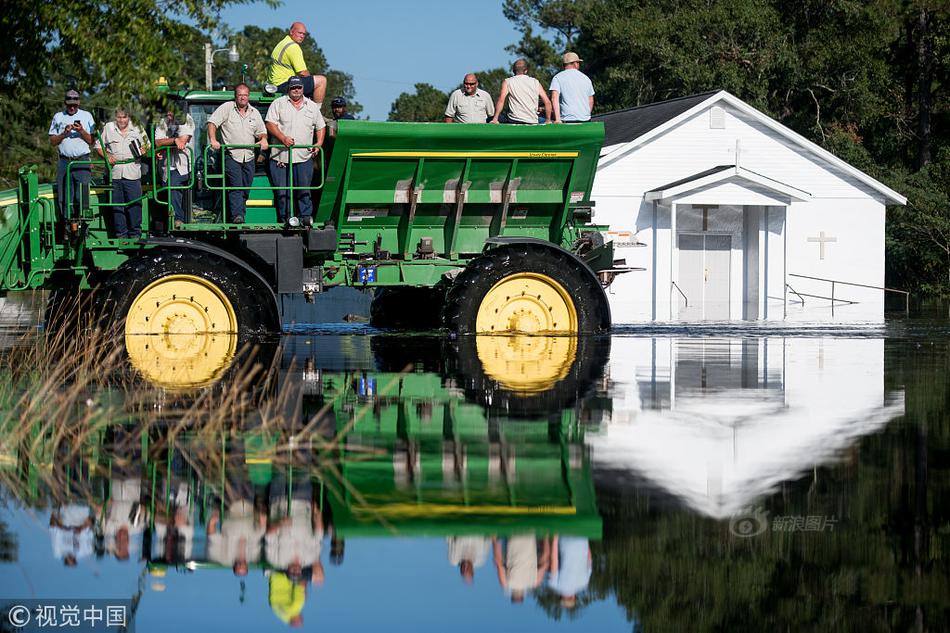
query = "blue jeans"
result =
(112, 178, 142, 237)
(224, 155, 255, 221)
(166, 169, 188, 223)
(56, 156, 91, 221)
(269, 159, 313, 222)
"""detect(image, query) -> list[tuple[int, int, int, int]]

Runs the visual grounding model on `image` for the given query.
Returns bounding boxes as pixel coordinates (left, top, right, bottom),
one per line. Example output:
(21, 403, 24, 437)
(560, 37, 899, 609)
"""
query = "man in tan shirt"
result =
(491, 59, 552, 125)
(444, 73, 494, 123)
(265, 75, 326, 226)
(208, 83, 268, 223)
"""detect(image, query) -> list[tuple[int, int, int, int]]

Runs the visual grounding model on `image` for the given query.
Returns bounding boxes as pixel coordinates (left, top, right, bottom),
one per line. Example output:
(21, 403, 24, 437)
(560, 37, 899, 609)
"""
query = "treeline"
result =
(0, 1, 359, 189)
(391, 1, 950, 297)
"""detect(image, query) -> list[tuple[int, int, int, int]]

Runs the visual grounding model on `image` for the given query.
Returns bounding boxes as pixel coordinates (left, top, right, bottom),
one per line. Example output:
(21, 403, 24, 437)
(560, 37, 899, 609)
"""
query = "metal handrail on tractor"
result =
(787, 272, 910, 314)
(65, 156, 150, 233)
(671, 281, 688, 308)
(203, 143, 324, 221)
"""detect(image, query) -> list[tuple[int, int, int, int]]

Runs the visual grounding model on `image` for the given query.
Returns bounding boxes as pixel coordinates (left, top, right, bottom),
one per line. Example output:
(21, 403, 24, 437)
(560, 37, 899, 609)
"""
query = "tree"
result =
(388, 83, 449, 122)
(0, 2, 363, 188)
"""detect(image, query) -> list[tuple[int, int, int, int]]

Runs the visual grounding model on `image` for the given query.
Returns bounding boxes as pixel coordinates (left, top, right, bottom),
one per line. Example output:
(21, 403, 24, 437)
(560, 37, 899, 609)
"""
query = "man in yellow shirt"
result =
(268, 22, 327, 107)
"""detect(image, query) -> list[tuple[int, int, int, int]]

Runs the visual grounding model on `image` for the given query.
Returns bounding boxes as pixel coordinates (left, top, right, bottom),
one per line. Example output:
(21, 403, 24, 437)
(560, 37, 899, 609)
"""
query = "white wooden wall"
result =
(593, 100, 889, 323)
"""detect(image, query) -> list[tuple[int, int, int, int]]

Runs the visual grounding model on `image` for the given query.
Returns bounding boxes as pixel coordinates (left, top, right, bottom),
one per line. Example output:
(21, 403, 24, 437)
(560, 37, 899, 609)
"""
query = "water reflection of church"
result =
(589, 336, 903, 517)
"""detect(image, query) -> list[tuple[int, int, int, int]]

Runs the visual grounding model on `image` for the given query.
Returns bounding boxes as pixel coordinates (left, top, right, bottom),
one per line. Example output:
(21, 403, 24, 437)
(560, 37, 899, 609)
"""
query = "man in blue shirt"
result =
(49, 89, 95, 232)
(549, 52, 595, 123)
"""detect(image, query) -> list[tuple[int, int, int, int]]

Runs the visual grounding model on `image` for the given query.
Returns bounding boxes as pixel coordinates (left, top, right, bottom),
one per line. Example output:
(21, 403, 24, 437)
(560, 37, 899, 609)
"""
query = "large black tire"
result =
(95, 248, 279, 336)
(370, 287, 445, 330)
(94, 249, 280, 391)
(44, 287, 95, 337)
(441, 243, 610, 334)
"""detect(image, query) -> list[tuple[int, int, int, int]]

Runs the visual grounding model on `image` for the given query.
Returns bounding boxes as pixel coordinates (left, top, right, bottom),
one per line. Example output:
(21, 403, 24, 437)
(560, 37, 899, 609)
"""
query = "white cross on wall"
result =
(807, 231, 837, 260)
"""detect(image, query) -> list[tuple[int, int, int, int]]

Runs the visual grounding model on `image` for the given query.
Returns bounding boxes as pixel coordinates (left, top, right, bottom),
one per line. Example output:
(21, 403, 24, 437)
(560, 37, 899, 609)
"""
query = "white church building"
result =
(591, 90, 907, 323)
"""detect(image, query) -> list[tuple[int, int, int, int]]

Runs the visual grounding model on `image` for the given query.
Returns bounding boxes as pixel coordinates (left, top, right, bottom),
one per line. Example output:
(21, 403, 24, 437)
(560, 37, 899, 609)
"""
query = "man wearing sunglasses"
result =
(268, 22, 327, 107)
(444, 73, 494, 124)
(265, 76, 326, 227)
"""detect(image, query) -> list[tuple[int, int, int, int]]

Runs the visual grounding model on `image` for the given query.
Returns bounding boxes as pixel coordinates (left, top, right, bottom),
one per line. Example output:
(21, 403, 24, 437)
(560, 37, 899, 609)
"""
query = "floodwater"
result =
(0, 301, 949, 631)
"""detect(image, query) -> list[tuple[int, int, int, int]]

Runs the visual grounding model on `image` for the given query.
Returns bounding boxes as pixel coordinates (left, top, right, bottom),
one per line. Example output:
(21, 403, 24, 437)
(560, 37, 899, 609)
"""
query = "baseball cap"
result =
(64, 89, 81, 104)
(287, 76, 304, 89)
(562, 52, 583, 64)
(331, 97, 346, 107)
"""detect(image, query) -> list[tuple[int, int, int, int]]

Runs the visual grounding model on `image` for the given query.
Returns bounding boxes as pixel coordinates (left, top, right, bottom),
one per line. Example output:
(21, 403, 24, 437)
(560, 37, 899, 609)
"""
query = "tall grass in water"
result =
(0, 293, 399, 515)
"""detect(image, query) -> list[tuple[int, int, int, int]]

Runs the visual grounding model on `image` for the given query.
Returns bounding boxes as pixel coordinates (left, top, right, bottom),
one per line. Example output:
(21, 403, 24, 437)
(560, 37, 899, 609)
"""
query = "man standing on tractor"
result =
(268, 22, 327, 108)
(154, 105, 196, 229)
(444, 73, 494, 123)
(549, 52, 595, 124)
(208, 83, 269, 224)
(491, 59, 552, 125)
(327, 96, 355, 139)
(97, 107, 149, 238)
(49, 89, 95, 234)
(265, 75, 326, 227)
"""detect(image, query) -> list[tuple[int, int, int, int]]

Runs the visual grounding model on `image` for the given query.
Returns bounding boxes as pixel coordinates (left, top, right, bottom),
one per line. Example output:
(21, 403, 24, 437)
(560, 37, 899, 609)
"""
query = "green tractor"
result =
(0, 88, 624, 356)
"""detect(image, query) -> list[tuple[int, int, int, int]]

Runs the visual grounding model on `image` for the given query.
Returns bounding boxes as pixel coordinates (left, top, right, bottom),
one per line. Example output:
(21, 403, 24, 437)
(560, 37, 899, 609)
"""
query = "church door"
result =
(677, 233, 731, 320)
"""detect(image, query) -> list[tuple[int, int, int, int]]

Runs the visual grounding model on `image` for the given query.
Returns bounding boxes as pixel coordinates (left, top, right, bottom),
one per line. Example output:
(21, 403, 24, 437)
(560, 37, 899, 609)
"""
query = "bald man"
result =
(444, 73, 494, 124)
(268, 22, 327, 106)
(491, 59, 551, 125)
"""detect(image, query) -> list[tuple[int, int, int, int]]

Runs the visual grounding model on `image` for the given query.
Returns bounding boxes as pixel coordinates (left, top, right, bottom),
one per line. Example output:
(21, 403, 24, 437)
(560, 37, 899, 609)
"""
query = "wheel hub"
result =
(124, 274, 239, 390)
(475, 273, 578, 334)
(126, 275, 237, 336)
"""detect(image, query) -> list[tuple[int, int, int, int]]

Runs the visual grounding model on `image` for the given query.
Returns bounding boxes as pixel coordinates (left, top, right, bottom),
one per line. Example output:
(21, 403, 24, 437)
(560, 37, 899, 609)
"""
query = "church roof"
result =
(644, 165, 811, 203)
(593, 91, 720, 147)
(594, 90, 906, 205)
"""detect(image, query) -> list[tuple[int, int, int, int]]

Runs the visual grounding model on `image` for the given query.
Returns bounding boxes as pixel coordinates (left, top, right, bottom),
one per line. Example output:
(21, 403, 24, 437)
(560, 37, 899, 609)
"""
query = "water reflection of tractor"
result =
(129, 355, 603, 588)
(0, 87, 630, 374)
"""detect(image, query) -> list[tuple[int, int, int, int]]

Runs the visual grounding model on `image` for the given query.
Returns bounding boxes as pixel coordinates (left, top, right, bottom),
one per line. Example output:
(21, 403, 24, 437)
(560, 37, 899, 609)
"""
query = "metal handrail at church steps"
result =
(787, 273, 910, 314)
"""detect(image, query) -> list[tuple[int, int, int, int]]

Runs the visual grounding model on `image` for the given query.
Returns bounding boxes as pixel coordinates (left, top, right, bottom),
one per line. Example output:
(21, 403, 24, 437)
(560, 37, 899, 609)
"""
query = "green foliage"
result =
(0, 2, 361, 188)
(386, 68, 519, 124)
(388, 83, 449, 122)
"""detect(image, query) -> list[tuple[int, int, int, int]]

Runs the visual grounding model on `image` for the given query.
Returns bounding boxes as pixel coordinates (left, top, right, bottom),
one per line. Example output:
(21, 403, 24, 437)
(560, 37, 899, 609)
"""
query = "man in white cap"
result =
(49, 88, 95, 232)
(549, 52, 595, 123)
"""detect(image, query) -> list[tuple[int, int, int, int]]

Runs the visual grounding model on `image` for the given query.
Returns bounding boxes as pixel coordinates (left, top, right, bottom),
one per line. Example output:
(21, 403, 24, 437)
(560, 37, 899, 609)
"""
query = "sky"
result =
(218, 0, 523, 121)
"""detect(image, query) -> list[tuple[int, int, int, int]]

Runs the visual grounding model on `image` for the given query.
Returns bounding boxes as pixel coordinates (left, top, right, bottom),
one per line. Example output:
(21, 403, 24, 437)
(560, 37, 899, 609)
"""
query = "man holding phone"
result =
(49, 89, 95, 233)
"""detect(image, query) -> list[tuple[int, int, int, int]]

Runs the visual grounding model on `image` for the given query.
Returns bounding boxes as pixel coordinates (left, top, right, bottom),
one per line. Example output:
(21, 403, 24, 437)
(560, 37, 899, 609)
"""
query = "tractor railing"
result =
(787, 273, 910, 314)
(203, 143, 324, 221)
(0, 168, 58, 290)
(65, 156, 150, 236)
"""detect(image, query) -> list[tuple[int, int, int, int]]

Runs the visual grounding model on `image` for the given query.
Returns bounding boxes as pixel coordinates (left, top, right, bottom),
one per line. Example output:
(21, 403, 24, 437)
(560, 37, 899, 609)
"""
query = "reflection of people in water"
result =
(266, 480, 324, 627)
(492, 533, 550, 602)
(269, 571, 307, 627)
(447, 535, 490, 584)
(152, 482, 195, 563)
(207, 496, 266, 576)
(266, 481, 325, 586)
(547, 535, 592, 608)
(104, 478, 146, 561)
(50, 504, 95, 566)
